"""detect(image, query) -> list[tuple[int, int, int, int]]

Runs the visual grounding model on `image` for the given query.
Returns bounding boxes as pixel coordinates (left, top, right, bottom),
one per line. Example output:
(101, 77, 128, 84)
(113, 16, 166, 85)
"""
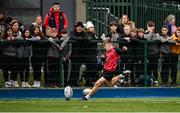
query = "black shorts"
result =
(103, 71, 116, 81)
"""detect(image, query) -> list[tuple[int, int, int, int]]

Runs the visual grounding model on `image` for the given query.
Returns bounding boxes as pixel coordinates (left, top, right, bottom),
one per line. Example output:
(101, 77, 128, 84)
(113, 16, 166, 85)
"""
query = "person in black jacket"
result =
(70, 21, 88, 86)
(133, 28, 146, 86)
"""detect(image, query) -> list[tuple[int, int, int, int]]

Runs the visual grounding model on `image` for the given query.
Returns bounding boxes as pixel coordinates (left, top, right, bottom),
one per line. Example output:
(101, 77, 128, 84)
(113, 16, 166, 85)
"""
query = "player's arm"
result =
(115, 46, 128, 54)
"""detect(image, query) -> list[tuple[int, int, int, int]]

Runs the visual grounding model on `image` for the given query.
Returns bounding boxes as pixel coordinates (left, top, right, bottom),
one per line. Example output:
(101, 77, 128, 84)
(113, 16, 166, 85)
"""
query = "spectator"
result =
(118, 24, 131, 76)
(46, 28, 69, 87)
(30, 26, 46, 88)
(159, 26, 175, 86)
(31, 15, 46, 35)
(105, 21, 120, 48)
(17, 28, 32, 88)
(10, 21, 23, 87)
(127, 28, 138, 85)
(11, 21, 22, 37)
(164, 14, 176, 36)
(134, 28, 146, 83)
(0, 11, 7, 70)
(44, 2, 68, 36)
(144, 21, 160, 86)
(61, 30, 72, 87)
(70, 21, 88, 86)
(85, 21, 98, 86)
(0, 10, 7, 40)
(117, 14, 129, 35)
(169, 27, 180, 86)
(2, 27, 21, 87)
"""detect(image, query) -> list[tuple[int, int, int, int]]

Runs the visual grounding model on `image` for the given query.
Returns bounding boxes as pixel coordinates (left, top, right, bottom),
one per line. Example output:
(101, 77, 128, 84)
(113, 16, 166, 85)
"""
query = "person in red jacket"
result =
(82, 39, 130, 100)
(44, 2, 68, 35)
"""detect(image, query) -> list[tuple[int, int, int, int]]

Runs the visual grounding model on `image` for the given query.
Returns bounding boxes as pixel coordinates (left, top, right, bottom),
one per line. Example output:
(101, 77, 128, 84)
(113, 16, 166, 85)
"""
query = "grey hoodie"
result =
(144, 32, 160, 54)
(47, 36, 69, 58)
(3, 35, 23, 57)
(159, 35, 175, 54)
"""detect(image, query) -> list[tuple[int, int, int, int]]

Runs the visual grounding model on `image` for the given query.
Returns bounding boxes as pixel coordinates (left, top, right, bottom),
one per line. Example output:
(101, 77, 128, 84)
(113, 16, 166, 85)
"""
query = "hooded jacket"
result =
(170, 34, 180, 54)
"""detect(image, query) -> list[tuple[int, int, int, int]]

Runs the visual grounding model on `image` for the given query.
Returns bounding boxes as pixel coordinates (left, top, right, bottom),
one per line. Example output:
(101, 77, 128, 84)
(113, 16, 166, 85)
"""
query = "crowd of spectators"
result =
(0, 2, 179, 88)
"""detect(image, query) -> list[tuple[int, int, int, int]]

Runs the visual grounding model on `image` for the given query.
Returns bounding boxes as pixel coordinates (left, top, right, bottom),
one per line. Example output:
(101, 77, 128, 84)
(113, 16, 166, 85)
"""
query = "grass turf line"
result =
(0, 98, 179, 112)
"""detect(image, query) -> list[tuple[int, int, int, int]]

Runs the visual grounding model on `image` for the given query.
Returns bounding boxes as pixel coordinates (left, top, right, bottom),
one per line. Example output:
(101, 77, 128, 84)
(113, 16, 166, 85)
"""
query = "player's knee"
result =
(94, 82, 101, 87)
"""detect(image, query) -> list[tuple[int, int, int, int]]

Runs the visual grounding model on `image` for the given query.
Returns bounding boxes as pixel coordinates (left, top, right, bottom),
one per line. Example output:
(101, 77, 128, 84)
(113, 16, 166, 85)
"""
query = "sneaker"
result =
(21, 82, 26, 88)
(123, 70, 131, 75)
(119, 70, 131, 78)
(36, 81, 41, 88)
(14, 81, 20, 88)
(154, 81, 159, 86)
(65, 97, 70, 101)
(25, 82, 31, 88)
(32, 81, 37, 88)
(11, 81, 19, 88)
(5, 81, 12, 88)
(81, 96, 88, 101)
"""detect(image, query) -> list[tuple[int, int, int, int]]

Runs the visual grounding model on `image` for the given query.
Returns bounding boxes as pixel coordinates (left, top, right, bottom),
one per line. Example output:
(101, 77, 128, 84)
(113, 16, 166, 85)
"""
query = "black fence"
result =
(0, 39, 179, 88)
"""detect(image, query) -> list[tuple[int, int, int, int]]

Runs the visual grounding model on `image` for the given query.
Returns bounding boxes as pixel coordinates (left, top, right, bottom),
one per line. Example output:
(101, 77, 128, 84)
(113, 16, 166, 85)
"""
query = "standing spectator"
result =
(144, 21, 160, 86)
(117, 14, 129, 35)
(10, 21, 23, 87)
(61, 30, 72, 87)
(31, 15, 46, 35)
(127, 28, 138, 85)
(118, 24, 131, 76)
(169, 27, 180, 86)
(164, 14, 176, 36)
(159, 26, 175, 86)
(2, 27, 21, 87)
(31, 15, 47, 85)
(0, 11, 7, 70)
(46, 28, 69, 87)
(85, 21, 98, 86)
(29, 26, 46, 88)
(18, 28, 32, 88)
(70, 21, 88, 86)
(0, 10, 7, 40)
(134, 28, 146, 81)
(44, 2, 68, 36)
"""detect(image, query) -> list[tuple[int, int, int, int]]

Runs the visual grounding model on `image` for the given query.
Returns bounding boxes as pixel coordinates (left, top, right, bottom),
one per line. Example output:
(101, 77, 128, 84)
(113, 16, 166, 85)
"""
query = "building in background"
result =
(0, 0, 86, 31)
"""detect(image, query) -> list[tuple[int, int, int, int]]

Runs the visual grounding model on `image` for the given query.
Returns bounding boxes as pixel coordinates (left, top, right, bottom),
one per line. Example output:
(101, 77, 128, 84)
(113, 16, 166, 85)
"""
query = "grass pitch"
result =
(0, 98, 179, 112)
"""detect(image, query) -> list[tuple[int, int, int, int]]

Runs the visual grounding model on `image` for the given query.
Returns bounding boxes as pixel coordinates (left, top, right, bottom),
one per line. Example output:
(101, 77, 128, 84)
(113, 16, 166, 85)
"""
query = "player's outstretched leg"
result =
(81, 77, 107, 100)
(111, 70, 131, 85)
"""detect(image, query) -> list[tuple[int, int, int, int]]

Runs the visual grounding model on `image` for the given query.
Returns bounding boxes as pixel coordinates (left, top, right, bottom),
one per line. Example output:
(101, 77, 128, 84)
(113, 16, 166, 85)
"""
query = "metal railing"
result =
(0, 39, 179, 87)
(87, 0, 180, 36)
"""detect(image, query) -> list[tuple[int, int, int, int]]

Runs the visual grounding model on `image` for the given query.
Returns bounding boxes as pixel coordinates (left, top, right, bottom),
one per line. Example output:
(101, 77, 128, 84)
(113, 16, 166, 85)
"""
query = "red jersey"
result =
(103, 48, 122, 72)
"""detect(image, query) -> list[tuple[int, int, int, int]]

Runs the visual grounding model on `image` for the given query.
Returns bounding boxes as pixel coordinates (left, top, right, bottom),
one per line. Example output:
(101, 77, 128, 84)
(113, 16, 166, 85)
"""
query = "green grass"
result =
(0, 98, 179, 112)
(0, 69, 180, 87)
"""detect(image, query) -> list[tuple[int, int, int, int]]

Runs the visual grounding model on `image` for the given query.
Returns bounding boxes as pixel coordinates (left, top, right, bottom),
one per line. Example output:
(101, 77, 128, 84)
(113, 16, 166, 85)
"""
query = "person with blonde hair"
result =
(164, 14, 176, 36)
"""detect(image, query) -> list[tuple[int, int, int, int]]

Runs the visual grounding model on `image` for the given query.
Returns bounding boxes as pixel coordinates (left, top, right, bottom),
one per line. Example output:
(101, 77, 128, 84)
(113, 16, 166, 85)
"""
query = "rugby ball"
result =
(64, 86, 73, 99)
(83, 88, 91, 96)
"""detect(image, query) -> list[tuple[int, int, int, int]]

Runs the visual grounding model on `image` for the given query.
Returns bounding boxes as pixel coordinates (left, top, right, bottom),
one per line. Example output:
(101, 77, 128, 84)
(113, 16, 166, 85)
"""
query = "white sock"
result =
(85, 95, 90, 99)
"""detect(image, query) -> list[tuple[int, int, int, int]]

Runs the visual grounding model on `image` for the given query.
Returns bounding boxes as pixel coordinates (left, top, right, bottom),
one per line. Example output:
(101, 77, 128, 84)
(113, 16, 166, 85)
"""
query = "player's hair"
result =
(52, 2, 60, 6)
(103, 39, 112, 45)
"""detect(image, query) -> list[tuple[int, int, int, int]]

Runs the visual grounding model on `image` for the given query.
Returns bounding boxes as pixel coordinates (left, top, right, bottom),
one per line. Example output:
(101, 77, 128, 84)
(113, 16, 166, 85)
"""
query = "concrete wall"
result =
(75, 0, 86, 23)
